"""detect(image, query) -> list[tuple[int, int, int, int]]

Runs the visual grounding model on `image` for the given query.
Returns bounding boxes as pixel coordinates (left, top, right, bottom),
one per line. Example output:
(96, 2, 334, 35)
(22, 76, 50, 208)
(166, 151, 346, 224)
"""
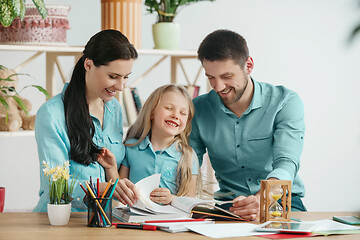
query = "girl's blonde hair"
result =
(124, 84, 195, 196)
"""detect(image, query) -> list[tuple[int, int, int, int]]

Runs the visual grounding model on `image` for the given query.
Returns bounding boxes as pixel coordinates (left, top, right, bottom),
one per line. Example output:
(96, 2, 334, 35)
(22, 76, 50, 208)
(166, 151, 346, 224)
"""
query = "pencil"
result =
(85, 181, 111, 225)
(100, 179, 112, 202)
(97, 178, 100, 198)
(79, 182, 88, 195)
(89, 179, 113, 224)
(103, 178, 119, 212)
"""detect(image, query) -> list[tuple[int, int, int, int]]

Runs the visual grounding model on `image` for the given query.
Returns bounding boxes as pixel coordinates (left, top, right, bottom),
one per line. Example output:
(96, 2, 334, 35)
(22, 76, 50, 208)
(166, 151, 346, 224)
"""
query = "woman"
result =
(33, 29, 138, 212)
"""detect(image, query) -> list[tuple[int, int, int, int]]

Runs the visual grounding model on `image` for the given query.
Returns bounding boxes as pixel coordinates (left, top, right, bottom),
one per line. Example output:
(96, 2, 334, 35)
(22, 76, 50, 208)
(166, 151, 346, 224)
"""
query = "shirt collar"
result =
(138, 136, 180, 158)
(243, 78, 262, 115)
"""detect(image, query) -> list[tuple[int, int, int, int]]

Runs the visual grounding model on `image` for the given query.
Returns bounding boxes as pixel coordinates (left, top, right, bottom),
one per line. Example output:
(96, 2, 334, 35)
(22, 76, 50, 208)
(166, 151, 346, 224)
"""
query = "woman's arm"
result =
(97, 148, 119, 181)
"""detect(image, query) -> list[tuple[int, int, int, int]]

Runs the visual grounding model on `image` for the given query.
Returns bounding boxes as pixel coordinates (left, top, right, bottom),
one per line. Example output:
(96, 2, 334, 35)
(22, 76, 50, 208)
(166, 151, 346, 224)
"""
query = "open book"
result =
(112, 174, 245, 222)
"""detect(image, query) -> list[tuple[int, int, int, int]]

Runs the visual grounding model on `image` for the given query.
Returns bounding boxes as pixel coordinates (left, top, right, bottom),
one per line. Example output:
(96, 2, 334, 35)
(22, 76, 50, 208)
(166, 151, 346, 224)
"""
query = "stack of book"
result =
(121, 87, 142, 126)
(112, 174, 245, 224)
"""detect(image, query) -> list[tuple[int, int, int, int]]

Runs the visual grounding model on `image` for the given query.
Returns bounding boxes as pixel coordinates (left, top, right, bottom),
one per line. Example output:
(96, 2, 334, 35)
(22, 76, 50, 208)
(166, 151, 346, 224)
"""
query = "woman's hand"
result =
(112, 178, 140, 206)
(150, 188, 175, 205)
(97, 148, 117, 170)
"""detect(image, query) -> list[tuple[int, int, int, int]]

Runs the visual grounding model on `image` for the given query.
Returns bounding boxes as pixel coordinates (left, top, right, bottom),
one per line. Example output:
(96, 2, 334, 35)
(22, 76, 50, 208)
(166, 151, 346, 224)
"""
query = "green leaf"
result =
(11, 0, 21, 17)
(0, 78, 15, 82)
(32, 0, 47, 19)
(0, 0, 16, 27)
(0, 97, 10, 111)
(0, 65, 8, 71)
(19, 0, 25, 20)
(350, 24, 360, 43)
(12, 95, 28, 115)
(23, 85, 50, 99)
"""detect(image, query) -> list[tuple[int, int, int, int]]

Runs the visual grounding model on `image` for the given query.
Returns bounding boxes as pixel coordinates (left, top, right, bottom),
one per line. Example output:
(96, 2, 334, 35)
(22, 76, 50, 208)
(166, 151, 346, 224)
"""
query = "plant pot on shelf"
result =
(0, 5, 70, 46)
(101, 0, 142, 48)
(152, 22, 180, 50)
(47, 203, 71, 226)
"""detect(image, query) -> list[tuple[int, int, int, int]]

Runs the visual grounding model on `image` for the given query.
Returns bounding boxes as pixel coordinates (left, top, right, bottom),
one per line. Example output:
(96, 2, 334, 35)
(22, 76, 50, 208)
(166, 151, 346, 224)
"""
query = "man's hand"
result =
(150, 188, 175, 205)
(229, 194, 260, 220)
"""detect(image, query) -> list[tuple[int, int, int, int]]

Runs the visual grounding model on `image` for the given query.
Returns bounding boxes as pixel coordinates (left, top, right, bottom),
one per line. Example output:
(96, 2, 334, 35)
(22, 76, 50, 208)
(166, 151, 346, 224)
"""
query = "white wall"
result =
(1, 0, 360, 211)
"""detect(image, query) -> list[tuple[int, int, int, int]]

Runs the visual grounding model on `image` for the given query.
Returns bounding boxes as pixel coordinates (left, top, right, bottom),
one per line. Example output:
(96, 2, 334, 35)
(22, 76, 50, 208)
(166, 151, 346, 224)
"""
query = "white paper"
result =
(132, 174, 186, 215)
(187, 223, 273, 238)
(309, 219, 360, 232)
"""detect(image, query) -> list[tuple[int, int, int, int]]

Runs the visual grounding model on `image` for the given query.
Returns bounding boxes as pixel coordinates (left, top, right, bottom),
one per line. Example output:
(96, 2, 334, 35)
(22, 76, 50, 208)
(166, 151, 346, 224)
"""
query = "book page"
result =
(171, 197, 233, 213)
(131, 174, 186, 215)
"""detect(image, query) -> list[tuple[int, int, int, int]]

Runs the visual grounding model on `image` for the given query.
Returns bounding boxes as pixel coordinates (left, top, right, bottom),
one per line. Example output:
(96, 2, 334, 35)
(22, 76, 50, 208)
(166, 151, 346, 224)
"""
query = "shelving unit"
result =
(0, 45, 206, 137)
(0, 45, 204, 98)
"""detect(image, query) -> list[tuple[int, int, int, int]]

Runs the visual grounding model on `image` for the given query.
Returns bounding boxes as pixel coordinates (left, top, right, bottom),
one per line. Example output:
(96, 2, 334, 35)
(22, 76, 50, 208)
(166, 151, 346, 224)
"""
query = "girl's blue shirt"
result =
(33, 85, 125, 212)
(122, 136, 199, 194)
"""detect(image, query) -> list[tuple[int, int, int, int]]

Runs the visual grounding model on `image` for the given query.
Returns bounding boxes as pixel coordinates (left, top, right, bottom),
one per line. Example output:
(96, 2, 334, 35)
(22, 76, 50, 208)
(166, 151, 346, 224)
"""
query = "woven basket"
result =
(0, 5, 70, 46)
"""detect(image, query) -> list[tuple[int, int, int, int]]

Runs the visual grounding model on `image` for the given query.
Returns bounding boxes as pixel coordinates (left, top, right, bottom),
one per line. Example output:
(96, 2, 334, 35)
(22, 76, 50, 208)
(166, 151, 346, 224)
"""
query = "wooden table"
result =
(0, 212, 359, 239)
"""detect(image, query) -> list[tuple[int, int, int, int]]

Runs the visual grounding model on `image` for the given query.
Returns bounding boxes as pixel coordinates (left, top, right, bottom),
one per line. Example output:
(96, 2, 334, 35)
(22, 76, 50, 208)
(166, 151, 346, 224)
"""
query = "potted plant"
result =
(0, 0, 47, 27)
(0, 1, 71, 45)
(0, 65, 49, 131)
(145, 0, 215, 49)
(42, 160, 78, 225)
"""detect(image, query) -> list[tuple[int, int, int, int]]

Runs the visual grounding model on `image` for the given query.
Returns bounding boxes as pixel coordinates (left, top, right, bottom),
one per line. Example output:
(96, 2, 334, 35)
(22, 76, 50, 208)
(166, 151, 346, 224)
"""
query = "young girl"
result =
(33, 30, 138, 212)
(98, 84, 199, 206)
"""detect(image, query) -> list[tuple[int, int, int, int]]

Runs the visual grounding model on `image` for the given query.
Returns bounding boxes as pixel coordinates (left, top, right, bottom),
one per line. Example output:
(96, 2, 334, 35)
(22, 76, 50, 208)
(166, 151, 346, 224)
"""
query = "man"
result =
(190, 29, 306, 220)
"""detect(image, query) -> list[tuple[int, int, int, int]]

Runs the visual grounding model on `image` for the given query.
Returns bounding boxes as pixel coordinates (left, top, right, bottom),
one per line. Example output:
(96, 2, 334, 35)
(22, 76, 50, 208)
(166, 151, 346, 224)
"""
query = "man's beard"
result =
(219, 80, 248, 106)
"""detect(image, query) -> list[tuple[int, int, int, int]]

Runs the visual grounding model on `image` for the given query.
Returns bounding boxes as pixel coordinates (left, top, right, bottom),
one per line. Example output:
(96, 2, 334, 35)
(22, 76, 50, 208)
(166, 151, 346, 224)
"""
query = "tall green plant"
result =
(0, 0, 47, 27)
(351, 1, 360, 42)
(145, 0, 215, 23)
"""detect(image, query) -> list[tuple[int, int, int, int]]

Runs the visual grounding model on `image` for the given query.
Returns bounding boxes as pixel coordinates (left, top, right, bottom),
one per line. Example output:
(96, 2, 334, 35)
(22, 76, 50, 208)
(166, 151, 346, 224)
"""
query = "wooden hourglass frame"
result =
(260, 180, 292, 223)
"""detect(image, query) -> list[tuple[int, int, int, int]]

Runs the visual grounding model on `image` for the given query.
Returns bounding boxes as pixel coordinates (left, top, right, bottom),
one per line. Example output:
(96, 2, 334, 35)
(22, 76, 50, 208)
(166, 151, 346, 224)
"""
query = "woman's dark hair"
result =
(63, 29, 138, 166)
(197, 29, 249, 67)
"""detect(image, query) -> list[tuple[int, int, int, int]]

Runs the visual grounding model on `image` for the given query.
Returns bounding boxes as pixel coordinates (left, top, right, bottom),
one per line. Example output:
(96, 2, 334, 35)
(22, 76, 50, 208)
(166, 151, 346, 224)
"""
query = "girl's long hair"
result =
(124, 84, 195, 196)
(63, 30, 138, 166)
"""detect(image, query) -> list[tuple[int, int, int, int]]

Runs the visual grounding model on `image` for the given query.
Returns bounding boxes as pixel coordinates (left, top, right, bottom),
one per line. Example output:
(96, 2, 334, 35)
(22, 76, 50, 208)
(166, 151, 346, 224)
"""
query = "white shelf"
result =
(0, 130, 35, 137)
(0, 44, 197, 56)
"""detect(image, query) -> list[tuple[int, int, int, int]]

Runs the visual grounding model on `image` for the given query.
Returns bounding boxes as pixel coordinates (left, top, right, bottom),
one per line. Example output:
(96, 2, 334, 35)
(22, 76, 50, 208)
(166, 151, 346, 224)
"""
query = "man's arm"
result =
(189, 117, 207, 166)
(267, 92, 305, 181)
(230, 92, 304, 220)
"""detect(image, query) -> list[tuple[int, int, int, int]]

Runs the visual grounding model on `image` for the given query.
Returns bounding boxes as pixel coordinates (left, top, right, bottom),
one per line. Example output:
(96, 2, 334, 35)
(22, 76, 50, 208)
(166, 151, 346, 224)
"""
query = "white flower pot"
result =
(47, 203, 71, 225)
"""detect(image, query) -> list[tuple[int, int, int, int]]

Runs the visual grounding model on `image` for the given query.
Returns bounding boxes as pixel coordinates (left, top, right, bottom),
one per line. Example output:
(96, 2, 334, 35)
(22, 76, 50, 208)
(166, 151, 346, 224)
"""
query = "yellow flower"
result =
(42, 160, 76, 204)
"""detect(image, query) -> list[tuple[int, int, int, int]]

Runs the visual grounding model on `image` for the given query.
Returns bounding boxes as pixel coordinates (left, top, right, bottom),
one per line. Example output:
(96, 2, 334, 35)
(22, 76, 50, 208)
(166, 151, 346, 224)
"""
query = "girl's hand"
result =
(150, 188, 175, 205)
(112, 178, 140, 206)
(97, 148, 117, 170)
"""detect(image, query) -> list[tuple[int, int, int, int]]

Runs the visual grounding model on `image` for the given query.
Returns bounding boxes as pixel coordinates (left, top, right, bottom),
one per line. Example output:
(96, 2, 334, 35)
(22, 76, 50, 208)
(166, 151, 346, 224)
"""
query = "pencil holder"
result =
(87, 197, 112, 227)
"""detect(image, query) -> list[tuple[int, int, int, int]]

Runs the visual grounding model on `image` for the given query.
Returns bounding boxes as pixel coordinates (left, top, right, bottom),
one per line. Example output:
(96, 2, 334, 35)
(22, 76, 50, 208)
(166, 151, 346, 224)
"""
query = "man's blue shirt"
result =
(190, 79, 305, 200)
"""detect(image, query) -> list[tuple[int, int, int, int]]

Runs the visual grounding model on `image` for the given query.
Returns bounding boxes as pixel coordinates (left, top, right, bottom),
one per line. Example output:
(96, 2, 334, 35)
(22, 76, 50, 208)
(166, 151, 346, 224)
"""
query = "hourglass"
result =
(260, 180, 291, 223)
(269, 185, 283, 218)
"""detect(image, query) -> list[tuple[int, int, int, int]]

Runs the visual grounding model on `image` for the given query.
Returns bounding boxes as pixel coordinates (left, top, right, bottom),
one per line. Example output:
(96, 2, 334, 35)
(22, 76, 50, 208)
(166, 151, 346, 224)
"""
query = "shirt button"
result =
(241, 166, 245, 168)
(236, 121, 239, 125)
(248, 179, 251, 181)
(236, 144, 240, 148)
(99, 139, 102, 142)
